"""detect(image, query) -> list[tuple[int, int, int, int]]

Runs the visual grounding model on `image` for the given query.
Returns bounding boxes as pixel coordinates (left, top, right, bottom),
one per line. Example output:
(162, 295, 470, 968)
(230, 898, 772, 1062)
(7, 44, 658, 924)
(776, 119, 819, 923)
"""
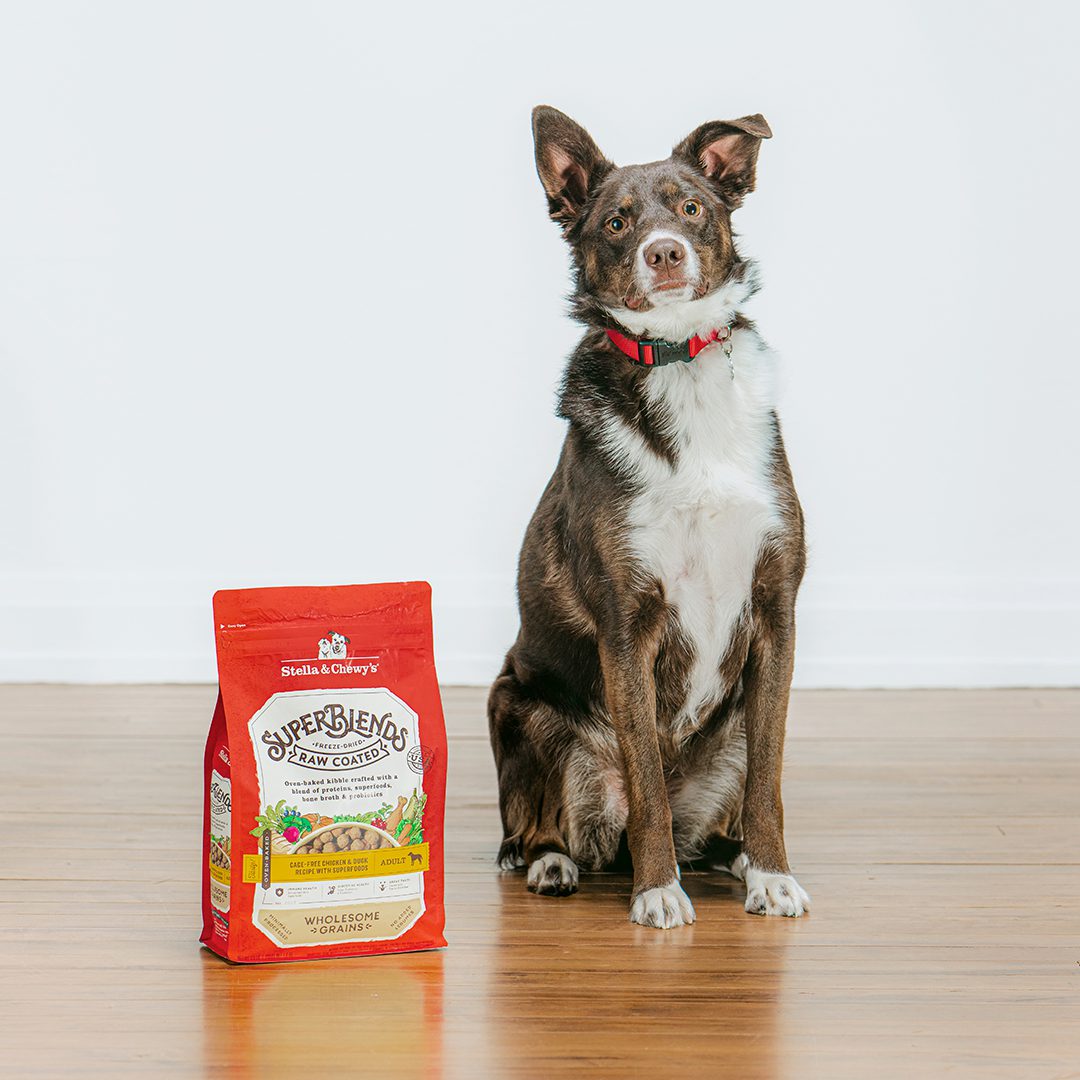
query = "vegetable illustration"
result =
(332, 804, 393, 826)
(250, 797, 424, 846)
(250, 802, 314, 840)
(250, 800, 288, 838)
(384, 796, 407, 835)
(393, 789, 427, 846)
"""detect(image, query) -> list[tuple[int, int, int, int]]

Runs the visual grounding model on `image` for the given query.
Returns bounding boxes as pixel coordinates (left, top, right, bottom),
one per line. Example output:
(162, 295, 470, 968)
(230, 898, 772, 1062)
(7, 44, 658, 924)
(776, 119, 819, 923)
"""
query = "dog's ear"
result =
(532, 106, 613, 231)
(673, 114, 772, 208)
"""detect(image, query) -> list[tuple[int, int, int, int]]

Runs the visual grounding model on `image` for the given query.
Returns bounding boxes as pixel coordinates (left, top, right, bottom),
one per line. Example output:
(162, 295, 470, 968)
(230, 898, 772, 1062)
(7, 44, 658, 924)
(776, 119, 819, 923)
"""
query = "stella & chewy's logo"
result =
(261, 701, 408, 773)
(280, 630, 381, 679)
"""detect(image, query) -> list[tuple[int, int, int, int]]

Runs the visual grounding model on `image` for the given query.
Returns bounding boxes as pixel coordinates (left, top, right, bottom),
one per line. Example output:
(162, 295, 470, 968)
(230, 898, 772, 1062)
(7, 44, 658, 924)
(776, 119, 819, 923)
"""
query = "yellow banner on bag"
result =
(208, 862, 231, 886)
(242, 842, 429, 884)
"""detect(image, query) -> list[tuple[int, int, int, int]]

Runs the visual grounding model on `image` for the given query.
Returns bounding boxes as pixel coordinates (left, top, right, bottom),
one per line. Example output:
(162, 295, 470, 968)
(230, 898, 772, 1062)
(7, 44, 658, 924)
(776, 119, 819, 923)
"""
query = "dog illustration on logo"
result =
(317, 631, 351, 661)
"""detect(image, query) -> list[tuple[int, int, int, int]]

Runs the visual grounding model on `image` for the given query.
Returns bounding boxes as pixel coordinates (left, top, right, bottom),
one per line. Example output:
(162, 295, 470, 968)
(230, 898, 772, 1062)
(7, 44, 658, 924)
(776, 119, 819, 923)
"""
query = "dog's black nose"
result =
(644, 237, 685, 271)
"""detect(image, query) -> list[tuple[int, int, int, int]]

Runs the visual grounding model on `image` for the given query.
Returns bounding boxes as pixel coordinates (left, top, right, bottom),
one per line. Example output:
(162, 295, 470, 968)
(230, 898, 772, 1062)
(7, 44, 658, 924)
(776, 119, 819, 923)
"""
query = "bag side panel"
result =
(401, 583, 447, 951)
(200, 692, 232, 957)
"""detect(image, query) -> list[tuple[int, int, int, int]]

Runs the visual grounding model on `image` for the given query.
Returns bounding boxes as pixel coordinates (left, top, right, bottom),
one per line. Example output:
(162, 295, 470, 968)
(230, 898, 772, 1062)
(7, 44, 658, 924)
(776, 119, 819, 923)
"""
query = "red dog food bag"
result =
(201, 582, 447, 963)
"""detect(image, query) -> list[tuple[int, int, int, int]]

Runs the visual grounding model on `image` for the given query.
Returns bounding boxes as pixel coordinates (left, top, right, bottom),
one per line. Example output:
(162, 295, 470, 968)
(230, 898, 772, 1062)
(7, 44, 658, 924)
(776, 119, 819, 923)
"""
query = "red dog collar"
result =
(605, 325, 731, 368)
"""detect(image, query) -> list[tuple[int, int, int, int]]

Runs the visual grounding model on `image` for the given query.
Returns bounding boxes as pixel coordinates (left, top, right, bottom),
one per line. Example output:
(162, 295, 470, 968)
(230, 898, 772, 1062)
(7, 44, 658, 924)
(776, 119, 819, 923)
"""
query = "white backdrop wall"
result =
(2, 2, 1078, 686)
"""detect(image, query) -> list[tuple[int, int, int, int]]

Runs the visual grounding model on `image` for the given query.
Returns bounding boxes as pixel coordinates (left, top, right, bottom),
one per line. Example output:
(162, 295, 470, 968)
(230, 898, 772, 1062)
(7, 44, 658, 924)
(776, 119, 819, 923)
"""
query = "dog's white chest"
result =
(625, 343, 782, 725)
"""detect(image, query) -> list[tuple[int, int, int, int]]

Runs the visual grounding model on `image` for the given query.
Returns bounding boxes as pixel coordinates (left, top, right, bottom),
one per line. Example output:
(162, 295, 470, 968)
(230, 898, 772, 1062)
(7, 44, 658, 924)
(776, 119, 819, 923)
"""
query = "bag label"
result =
(246, 687, 427, 948)
(208, 768, 232, 913)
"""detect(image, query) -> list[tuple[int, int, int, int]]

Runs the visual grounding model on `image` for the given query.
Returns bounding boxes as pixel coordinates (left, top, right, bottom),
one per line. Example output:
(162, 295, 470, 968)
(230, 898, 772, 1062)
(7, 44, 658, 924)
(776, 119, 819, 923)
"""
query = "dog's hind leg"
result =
(696, 833, 744, 874)
(488, 668, 538, 870)
(522, 765, 578, 897)
(488, 664, 579, 895)
(668, 709, 746, 874)
(562, 742, 628, 872)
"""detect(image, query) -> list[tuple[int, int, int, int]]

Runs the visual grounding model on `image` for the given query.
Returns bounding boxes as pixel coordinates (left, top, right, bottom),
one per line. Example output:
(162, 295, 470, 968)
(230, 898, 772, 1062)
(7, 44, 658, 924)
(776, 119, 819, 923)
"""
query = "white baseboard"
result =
(0, 572, 1077, 688)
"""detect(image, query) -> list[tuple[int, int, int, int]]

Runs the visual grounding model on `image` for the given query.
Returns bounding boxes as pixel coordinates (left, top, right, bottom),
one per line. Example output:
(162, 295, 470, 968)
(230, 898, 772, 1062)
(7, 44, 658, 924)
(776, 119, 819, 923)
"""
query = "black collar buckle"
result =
(634, 339, 691, 367)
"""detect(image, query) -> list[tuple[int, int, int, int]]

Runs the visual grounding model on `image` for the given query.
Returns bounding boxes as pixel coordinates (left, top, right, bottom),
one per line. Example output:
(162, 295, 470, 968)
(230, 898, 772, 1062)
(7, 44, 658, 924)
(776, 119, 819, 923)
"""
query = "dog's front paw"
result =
(527, 852, 579, 896)
(741, 860, 810, 917)
(629, 880, 696, 929)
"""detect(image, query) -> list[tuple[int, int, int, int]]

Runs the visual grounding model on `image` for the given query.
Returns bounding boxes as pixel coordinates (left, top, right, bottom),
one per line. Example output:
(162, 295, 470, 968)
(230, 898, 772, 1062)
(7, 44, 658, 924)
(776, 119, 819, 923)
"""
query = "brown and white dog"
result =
(488, 106, 809, 929)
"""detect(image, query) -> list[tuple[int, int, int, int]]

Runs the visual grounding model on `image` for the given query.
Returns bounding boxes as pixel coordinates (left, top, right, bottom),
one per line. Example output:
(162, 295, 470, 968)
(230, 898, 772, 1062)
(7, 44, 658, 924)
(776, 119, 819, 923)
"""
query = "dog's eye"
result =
(607, 216, 626, 234)
(683, 200, 701, 217)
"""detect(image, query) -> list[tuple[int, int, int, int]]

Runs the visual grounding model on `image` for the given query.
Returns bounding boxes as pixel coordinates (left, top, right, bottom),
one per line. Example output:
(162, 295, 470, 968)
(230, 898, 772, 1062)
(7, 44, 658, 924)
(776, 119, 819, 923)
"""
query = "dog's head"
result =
(532, 106, 771, 339)
(329, 631, 350, 651)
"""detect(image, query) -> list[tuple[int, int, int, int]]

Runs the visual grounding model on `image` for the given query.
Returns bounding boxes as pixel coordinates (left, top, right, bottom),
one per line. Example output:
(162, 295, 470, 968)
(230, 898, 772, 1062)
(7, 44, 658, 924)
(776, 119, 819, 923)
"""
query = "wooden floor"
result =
(2, 686, 1078, 1079)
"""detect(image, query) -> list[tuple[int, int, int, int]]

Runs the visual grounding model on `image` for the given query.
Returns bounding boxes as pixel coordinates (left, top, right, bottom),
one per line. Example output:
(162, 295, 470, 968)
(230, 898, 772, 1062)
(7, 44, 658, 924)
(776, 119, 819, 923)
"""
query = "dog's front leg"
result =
(735, 597, 811, 917)
(598, 636, 695, 929)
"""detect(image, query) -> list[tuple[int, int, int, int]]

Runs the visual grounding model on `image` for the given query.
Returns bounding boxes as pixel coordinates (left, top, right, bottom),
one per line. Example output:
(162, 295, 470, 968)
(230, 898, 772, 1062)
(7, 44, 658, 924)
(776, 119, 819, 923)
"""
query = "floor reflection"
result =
(196, 865, 789, 1078)
(200, 947, 444, 1078)
(481, 866, 789, 1076)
